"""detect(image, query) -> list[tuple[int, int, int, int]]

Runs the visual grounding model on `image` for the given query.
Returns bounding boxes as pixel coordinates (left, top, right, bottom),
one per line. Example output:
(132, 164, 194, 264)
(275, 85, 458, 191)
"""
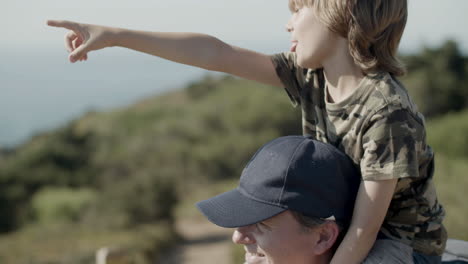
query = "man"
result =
(196, 135, 361, 264)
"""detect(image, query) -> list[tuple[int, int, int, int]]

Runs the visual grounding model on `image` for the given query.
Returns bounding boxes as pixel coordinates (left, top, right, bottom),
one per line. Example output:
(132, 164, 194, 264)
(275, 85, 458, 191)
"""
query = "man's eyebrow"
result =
(258, 221, 273, 230)
(261, 218, 275, 226)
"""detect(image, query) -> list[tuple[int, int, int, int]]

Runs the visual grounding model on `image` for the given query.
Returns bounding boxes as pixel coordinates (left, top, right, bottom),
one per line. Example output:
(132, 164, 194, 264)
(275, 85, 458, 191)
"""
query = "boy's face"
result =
(286, 5, 339, 69)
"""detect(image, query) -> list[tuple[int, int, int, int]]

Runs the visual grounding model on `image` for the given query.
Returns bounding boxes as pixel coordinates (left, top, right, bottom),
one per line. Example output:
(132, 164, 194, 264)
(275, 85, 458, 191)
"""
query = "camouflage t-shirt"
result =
(270, 52, 447, 256)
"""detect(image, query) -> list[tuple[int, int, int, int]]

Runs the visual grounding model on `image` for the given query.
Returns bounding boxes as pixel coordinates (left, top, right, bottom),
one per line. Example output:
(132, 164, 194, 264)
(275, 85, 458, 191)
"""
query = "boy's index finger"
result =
(46, 20, 78, 31)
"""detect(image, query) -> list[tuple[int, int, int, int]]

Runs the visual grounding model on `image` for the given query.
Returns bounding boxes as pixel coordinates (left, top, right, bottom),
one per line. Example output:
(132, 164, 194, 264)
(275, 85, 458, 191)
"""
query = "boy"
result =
(47, 0, 446, 263)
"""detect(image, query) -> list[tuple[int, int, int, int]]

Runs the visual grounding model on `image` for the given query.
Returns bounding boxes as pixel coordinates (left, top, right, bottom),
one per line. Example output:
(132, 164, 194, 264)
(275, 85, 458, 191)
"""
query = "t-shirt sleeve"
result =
(270, 52, 305, 107)
(360, 107, 422, 181)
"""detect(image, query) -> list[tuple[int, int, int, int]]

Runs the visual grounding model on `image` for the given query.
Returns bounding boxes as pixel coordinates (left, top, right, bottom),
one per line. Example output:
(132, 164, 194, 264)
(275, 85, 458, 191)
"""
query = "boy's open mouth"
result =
(290, 41, 298, 52)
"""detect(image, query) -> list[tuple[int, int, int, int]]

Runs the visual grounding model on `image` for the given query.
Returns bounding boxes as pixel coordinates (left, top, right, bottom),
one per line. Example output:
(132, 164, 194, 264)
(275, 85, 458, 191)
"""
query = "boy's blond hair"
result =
(289, 0, 407, 76)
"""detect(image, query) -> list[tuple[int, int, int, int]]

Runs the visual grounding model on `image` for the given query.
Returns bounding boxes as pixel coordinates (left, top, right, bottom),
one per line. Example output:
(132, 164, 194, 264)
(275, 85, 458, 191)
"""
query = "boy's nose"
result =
(232, 226, 256, 245)
(285, 22, 293, 32)
(285, 18, 294, 32)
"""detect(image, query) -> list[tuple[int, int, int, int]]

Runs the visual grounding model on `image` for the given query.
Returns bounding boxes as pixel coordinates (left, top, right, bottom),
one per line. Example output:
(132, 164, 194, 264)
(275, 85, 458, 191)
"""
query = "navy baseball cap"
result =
(196, 136, 360, 228)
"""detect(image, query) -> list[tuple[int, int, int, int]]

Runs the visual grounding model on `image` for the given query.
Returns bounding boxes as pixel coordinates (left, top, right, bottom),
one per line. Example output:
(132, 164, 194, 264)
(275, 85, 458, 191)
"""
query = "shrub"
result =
(426, 109, 468, 159)
(31, 187, 96, 224)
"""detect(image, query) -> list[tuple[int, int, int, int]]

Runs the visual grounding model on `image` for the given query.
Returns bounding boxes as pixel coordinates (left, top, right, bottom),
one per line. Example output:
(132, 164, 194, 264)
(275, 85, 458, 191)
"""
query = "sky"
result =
(2, 0, 468, 54)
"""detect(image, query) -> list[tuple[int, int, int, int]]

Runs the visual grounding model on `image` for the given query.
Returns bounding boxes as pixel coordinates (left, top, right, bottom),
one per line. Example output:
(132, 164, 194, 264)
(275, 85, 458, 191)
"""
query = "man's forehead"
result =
(261, 211, 290, 224)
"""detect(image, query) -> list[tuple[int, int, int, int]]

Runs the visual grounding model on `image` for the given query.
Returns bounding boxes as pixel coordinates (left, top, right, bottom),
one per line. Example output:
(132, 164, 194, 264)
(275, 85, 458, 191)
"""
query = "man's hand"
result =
(47, 20, 116, 63)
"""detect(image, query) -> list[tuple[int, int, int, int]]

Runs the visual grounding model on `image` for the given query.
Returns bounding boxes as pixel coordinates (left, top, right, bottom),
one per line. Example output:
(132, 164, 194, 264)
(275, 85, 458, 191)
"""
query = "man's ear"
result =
(311, 222, 339, 255)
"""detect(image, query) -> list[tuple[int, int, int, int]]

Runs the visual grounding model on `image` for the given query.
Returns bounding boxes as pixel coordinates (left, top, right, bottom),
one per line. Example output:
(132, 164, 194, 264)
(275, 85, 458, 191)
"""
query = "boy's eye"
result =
(289, 4, 300, 13)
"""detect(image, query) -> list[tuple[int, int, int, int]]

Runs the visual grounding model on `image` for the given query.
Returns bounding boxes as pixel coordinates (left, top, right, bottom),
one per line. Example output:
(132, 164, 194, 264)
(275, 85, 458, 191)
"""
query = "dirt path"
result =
(160, 218, 234, 264)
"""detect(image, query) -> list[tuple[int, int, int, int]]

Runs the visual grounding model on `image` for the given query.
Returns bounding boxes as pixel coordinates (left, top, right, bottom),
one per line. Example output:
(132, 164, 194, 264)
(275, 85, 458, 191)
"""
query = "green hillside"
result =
(427, 110, 468, 240)
(0, 75, 301, 263)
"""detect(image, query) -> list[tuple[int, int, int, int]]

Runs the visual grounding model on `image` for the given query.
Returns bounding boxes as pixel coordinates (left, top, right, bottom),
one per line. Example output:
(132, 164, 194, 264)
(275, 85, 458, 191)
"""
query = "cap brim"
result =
(196, 188, 286, 228)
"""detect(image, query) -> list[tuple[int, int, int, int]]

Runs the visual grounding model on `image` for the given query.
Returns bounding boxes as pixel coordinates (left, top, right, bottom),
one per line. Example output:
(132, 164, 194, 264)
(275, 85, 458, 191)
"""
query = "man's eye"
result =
(255, 223, 264, 230)
(257, 222, 271, 231)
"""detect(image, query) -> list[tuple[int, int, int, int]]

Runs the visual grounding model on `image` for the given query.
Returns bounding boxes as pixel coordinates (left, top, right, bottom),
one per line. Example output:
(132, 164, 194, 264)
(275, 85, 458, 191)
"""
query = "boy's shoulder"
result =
(361, 72, 425, 123)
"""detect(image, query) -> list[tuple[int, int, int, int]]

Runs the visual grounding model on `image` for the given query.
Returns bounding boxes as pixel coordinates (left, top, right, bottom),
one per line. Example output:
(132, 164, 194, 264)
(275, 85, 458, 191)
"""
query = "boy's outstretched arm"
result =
(330, 178, 398, 264)
(46, 20, 282, 87)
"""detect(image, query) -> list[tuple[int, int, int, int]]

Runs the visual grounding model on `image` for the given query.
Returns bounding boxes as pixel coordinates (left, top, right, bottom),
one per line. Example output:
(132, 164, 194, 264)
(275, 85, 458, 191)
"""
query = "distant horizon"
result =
(2, 36, 466, 59)
(1, 38, 466, 149)
(2, 0, 468, 148)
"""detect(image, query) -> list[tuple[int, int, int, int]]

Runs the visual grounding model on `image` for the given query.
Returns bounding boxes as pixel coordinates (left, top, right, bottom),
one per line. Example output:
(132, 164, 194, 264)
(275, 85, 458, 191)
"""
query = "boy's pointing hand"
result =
(47, 20, 114, 63)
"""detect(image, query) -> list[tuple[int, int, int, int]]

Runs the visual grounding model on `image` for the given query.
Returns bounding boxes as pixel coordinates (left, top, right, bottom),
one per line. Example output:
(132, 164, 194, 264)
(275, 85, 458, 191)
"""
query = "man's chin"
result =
(245, 252, 268, 264)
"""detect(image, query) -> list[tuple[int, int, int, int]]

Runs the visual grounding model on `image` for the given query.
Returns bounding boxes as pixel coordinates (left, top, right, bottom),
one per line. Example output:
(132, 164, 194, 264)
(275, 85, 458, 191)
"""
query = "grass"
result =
(0, 221, 178, 264)
(433, 155, 468, 240)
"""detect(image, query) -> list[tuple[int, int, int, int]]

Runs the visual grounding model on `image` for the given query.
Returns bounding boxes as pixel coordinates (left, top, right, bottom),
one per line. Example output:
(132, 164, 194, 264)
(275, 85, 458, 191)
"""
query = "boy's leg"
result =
(361, 239, 414, 264)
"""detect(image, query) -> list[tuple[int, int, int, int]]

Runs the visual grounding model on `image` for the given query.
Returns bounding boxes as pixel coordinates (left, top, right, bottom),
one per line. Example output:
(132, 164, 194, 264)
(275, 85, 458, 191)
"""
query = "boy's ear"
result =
(311, 222, 339, 255)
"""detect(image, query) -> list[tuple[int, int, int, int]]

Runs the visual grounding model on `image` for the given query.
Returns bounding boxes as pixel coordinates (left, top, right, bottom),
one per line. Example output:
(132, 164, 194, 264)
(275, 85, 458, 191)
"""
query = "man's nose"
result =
(232, 226, 256, 244)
